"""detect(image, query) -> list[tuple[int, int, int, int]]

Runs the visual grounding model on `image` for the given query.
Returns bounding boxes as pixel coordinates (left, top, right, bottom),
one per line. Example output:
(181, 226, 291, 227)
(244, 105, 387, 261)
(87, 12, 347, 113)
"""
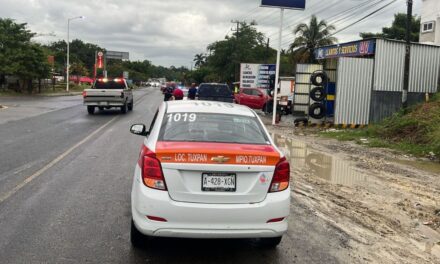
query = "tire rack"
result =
(293, 70, 329, 124)
(308, 70, 328, 123)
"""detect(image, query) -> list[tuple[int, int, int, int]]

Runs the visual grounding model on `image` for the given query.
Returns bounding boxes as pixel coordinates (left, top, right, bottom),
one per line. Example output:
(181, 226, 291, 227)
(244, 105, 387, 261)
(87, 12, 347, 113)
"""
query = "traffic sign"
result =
(261, 0, 306, 10)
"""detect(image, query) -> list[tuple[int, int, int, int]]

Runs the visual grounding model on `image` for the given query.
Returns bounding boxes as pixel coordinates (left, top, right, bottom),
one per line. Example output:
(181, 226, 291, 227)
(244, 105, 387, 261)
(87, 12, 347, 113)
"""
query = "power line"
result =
(330, 0, 398, 36)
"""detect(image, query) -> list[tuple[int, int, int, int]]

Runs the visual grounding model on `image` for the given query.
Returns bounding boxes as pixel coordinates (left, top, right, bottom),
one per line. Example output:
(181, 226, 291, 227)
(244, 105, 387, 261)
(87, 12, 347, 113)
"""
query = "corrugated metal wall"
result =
(374, 39, 405, 92)
(409, 44, 440, 93)
(294, 64, 323, 113)
(334, 58, 374, 125)
(374, 39, 440, 93)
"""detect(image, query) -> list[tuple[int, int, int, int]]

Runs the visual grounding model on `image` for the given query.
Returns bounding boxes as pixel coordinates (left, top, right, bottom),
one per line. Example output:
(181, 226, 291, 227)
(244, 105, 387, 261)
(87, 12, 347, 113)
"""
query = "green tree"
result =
(360, 13, 420, 42)
(288, 15, 337, 63)
(193, 53, 206, 68)
(0, 18, 50, 92)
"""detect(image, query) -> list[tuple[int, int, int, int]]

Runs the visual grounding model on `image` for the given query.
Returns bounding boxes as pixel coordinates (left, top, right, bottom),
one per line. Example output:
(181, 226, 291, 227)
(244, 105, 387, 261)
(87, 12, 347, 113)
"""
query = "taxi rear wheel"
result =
(130, 220, 147, 248)
(260, 236, 282, 248)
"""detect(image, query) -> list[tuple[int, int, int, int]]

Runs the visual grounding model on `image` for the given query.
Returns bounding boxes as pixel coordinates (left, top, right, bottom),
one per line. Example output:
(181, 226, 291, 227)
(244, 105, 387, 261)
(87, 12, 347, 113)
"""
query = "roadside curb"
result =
(0, 92, 83, 98)
(296, 123, 367, 129)
(36, 92, 83, 97)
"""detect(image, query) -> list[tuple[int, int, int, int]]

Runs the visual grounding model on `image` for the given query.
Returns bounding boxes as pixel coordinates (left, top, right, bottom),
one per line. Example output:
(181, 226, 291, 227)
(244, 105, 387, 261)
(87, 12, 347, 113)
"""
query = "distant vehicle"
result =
(83, 78, 134, 114)
(150, 82, 160, 87)
(129, 100, 290, 248)
(197, 83, 234, 103)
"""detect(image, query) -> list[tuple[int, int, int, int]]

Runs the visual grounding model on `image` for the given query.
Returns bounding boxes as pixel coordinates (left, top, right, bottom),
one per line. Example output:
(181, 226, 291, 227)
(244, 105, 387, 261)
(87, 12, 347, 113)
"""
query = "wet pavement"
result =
(272, 133, 367, 187)
(0, 95, 83, 125)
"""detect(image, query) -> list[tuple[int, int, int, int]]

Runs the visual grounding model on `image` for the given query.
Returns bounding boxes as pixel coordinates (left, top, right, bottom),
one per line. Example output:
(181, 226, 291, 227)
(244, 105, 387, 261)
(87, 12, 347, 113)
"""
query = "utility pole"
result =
(403, 0, 413, 109)
(264, 38, 270, 64)
(232, 20, 240, 82)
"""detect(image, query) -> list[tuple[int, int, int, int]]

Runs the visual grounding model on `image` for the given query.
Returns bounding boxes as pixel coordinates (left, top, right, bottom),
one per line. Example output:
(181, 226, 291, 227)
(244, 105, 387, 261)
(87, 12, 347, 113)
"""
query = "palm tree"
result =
(193, 53, 206, 68)
(289, 15, 337, 63)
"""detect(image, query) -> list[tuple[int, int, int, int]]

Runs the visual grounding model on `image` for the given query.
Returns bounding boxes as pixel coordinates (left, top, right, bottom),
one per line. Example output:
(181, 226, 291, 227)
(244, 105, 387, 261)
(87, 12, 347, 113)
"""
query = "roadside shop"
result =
(293, 38, 440, 126)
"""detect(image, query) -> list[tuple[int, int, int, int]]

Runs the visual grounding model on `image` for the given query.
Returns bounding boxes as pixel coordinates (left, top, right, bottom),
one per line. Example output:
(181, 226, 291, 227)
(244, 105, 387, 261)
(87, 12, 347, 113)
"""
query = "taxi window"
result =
(159, 113, 269, 145)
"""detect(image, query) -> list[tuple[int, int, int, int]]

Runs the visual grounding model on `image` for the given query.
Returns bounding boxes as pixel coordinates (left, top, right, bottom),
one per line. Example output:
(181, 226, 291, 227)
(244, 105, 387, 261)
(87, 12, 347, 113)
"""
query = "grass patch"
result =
(321, 93, 440, 159)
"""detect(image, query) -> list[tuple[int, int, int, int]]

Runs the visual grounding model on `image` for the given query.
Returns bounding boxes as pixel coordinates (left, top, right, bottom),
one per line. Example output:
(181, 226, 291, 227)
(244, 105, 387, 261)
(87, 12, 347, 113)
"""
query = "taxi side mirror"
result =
(130, 124, 149, 136)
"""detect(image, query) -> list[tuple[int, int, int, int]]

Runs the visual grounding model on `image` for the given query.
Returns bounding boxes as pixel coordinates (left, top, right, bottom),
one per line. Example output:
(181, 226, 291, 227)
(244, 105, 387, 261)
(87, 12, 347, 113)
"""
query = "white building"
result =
(420, 0, 440, 45)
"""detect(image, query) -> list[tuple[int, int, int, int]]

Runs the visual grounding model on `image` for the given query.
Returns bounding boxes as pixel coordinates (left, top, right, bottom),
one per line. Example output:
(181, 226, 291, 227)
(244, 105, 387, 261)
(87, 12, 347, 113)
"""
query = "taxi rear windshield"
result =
(93, 81, 126, 89)
(159, 113, 269, 145)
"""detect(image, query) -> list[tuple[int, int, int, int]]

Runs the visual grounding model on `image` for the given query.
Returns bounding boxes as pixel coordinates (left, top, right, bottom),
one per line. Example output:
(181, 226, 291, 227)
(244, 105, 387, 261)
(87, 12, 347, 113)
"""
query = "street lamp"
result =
(66, 16, 85, 92)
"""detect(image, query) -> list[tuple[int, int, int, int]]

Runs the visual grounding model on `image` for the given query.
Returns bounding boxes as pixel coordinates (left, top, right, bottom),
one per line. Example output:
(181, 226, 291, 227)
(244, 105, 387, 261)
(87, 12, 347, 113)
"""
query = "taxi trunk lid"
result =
(156, 142, 280, 204)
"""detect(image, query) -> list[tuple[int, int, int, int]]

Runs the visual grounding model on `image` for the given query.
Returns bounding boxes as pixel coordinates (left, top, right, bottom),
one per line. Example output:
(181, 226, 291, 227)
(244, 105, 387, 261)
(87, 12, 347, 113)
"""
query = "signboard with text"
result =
(261, 0, 306, 10)
(106, 50, 129, 60)
(315, 40, 376, 60)
(240, 63, 276, 89)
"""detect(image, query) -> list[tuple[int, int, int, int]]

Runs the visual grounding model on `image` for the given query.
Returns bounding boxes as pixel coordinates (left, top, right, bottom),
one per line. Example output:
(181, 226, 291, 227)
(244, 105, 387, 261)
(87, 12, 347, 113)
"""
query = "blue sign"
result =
(261, 0, 306, 10)
(315, 40, 376, 60)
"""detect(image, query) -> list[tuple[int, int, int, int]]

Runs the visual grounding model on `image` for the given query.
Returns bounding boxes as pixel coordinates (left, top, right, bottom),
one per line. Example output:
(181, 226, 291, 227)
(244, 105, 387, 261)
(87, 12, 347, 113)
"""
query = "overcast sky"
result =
(1, 0, 423, 67)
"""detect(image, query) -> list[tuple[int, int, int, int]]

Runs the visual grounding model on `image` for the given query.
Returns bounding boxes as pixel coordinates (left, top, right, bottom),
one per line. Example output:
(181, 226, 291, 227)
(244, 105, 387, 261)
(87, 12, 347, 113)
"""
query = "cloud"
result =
(0, 0, 423, 67)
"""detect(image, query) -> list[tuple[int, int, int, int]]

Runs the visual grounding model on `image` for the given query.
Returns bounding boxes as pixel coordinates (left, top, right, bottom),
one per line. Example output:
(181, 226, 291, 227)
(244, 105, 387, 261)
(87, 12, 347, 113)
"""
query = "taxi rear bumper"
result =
(131, 169, 290, 239)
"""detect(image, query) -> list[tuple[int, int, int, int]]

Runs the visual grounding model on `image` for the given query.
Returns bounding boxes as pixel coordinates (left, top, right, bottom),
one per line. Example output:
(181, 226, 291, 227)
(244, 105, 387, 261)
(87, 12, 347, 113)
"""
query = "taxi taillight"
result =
(269, 157, 290, 193)
(82, 91, 87, 98)
(138, 145, 167, 191)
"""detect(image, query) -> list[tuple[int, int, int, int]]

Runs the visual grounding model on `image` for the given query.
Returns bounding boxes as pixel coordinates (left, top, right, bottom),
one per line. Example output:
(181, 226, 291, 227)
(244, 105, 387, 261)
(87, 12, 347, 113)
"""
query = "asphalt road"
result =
(0, 88, 351, 263)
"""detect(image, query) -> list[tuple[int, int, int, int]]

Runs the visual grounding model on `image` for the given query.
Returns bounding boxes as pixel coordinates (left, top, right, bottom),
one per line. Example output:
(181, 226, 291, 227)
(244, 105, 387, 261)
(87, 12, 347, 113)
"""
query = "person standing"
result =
(164, 85, 174, 101)
(188, 83, 197, 100)
(172, 86, 184, 100)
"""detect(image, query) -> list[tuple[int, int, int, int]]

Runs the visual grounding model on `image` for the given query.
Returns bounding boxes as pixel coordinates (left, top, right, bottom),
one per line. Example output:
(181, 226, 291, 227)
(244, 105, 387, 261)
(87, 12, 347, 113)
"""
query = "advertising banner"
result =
(261, 0, 306, 10)
(315, 40, 376, 60)
(240, 63, 276, 89)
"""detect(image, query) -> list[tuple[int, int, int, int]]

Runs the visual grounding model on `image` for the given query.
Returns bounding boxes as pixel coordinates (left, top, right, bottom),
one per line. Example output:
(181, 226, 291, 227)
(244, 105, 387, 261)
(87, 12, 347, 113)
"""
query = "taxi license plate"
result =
(202, 173, 236, 192)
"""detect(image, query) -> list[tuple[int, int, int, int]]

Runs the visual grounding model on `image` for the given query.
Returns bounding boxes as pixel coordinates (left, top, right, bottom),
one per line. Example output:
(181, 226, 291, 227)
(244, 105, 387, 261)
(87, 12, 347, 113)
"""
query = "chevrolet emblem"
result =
(211, 156, 230, 163)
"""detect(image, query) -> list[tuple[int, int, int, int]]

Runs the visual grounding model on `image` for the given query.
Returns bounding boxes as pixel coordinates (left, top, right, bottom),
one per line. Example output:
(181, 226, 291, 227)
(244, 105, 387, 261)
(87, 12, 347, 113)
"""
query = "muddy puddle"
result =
(272, 133, 368, 187)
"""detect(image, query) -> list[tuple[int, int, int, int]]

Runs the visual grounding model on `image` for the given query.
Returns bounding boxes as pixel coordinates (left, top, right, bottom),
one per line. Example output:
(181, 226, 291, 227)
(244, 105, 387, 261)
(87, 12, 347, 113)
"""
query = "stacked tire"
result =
(309, 71, 328, 120)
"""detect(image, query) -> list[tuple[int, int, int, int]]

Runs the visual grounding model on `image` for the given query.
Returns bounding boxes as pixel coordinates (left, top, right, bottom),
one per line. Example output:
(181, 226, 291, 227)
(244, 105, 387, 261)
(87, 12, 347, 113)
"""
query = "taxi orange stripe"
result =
(156, 141, 280, 166)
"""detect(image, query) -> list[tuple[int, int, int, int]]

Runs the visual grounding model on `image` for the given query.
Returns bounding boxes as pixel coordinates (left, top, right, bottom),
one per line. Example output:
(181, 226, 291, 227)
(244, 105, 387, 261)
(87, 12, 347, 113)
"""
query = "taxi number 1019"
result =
(167, 113, 197, 123)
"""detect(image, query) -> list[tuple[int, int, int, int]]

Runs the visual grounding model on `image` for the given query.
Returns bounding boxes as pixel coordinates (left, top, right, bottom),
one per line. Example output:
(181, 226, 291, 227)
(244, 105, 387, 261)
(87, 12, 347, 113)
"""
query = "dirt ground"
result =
(266, 123, 440, 264)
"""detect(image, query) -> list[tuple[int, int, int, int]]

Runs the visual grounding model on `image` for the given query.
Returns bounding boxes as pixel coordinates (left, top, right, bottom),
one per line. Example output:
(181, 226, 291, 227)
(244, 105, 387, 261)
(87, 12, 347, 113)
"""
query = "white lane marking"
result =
(0, 116, 118, 204)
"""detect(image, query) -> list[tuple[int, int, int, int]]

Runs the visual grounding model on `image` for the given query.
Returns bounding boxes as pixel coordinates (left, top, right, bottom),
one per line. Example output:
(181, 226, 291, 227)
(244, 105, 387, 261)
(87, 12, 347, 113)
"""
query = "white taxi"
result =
(129, 100, 290, 248)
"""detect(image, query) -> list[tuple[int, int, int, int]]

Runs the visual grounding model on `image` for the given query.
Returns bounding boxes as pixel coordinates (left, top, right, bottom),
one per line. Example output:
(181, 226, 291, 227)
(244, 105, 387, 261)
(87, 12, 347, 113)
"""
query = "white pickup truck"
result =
(83, 78, 134, 114)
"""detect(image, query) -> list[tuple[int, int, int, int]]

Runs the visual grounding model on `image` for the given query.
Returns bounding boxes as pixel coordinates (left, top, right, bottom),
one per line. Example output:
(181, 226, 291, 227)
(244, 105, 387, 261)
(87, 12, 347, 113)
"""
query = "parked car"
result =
(129, 100, 290, 248)
(197, 83, 234, 103)
(83, 78, 133, 114)
(235, 88, 272, 111)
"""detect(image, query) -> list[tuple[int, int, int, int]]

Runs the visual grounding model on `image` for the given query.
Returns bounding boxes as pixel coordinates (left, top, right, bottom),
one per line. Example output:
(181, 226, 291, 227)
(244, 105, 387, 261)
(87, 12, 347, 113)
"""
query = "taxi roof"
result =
(165, 100, 255, 117)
